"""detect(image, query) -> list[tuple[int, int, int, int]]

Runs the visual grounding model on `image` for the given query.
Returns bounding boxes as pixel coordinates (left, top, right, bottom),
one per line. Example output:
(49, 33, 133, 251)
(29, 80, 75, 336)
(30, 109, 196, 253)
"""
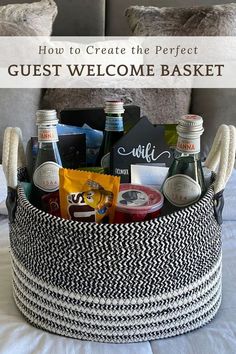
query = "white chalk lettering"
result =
(117, 143, 171, 163)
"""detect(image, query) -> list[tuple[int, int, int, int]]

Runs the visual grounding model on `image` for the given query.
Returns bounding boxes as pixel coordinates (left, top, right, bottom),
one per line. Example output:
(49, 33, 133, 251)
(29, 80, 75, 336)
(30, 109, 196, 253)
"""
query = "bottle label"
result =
(38, 126, 58, 142)
(163, 174, 201, 207)
(33, 162, 60, 192)
(105, 116, 123, 132)
(176, 136, 200, 154)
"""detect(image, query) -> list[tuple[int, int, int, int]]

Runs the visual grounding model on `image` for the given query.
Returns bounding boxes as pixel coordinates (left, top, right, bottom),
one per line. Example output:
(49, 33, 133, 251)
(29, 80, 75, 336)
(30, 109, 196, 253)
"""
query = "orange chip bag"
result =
(59, 169, 120, 223)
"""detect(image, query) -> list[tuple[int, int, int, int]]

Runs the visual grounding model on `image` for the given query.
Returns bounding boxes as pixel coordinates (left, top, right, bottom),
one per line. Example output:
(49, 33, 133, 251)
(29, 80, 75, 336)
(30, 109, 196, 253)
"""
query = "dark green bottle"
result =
(162, 114, 206, 213)
(31, 110, 62, 214)
(96, 100, 125, 172)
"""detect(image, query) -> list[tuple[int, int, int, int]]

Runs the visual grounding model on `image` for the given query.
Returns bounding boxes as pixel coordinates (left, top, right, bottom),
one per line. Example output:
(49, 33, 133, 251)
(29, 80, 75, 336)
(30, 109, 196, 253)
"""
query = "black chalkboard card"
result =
(110, 117, 175, 183)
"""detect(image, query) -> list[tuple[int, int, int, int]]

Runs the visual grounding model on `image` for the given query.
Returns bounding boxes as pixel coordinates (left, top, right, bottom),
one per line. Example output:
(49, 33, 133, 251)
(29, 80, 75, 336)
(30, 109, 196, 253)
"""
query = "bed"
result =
(0, 166, 236, 354)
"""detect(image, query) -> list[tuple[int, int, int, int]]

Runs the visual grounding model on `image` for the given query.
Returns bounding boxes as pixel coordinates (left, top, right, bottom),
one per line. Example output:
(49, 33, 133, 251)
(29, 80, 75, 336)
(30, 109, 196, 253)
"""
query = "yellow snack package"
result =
(59, 169, 120, 223)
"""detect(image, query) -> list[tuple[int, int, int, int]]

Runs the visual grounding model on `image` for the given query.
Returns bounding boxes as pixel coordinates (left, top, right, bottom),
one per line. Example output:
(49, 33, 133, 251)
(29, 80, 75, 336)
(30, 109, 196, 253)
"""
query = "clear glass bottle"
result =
(96, 100, 125, 172)
(162, 114, 206, 212)
(31, 110, 62, 214)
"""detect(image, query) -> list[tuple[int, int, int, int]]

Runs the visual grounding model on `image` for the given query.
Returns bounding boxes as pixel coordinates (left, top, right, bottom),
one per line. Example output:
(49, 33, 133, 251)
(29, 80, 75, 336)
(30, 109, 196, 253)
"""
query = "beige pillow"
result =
(0, 0, 58, 162)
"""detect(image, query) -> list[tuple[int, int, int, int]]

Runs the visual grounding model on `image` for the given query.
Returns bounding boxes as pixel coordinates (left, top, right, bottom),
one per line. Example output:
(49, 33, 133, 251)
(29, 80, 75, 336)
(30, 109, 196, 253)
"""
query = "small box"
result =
(58, 134, 86, 169)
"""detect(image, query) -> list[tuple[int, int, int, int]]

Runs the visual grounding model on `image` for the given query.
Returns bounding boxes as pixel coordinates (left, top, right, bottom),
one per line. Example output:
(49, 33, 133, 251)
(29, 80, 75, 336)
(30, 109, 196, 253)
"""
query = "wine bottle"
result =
(96, 100, 125, 172)
(31, 110, 62, 215)
(162, 114, 206, 212)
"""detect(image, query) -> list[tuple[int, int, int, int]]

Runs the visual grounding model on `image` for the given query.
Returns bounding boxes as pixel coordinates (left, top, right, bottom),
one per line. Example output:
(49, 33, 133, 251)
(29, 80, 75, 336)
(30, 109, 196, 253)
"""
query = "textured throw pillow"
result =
(125, 4, 236, 157)
(0, 0, 57, 162)
(125, 4, 236, 36)
(0, 0, 57, 36)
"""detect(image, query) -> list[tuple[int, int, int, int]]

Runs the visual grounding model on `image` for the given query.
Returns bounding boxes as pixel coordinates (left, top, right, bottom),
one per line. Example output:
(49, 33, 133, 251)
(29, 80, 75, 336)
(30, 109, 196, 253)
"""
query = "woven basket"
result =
(4, 125, 236, 343)
(9, 182, 222, 343)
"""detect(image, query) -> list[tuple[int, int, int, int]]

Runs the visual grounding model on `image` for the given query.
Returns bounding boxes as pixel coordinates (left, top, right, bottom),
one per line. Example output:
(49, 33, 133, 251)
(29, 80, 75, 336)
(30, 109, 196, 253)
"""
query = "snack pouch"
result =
(59, 169, 120, 223)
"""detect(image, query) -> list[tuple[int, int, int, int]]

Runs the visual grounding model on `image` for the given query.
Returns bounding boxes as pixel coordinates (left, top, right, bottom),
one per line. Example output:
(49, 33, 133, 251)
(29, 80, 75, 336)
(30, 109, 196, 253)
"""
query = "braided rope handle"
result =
(2, 127, 26, 189)
(205, 125, 236, 194)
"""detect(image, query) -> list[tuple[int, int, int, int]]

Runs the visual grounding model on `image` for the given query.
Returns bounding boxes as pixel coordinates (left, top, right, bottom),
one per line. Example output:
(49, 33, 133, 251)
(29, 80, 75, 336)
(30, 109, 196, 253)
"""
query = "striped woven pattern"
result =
(9, 184, 222, 343)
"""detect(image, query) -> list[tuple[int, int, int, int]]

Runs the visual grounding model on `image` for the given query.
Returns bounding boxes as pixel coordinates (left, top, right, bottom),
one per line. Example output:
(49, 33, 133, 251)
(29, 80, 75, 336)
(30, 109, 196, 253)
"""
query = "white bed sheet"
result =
(0, 171, 236, 354)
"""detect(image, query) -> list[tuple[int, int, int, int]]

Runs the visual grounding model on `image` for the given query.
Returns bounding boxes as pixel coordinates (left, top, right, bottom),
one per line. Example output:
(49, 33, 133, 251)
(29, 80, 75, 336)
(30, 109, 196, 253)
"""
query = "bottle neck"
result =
(106, 113, 122, 117)
(176, 133, 201, 157)
(38, 141, 59, 149)
(174, 150, 201, 161)
(37, 124, 59, 144)
(105, 113, 124, 132)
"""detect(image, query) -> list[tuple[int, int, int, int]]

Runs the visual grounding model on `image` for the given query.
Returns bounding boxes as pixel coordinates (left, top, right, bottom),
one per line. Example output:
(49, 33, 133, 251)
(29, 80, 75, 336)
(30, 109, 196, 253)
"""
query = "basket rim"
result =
(16, 182, 215, 230)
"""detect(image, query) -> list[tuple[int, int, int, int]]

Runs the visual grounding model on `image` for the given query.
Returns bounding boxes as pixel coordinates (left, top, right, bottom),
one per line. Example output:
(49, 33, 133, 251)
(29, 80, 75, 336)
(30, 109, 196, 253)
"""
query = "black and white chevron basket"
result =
(3, 125, 236, 343)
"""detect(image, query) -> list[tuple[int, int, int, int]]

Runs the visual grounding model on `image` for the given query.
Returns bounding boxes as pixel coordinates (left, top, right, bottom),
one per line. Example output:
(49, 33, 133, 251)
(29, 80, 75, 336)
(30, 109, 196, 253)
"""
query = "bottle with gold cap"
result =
(162, 114, 206, 211)
(31, 110, 62, 215)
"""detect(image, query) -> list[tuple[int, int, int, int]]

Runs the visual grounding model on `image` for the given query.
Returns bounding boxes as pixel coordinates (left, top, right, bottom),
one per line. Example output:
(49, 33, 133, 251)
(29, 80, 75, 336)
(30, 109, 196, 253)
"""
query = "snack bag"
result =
(59, 169, 120, 223)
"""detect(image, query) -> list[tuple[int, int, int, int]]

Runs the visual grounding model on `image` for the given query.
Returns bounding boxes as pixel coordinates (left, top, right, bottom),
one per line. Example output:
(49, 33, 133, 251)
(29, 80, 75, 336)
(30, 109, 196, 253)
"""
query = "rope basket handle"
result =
(2, 127, 26, 189)
(205, 125, 236, 194)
